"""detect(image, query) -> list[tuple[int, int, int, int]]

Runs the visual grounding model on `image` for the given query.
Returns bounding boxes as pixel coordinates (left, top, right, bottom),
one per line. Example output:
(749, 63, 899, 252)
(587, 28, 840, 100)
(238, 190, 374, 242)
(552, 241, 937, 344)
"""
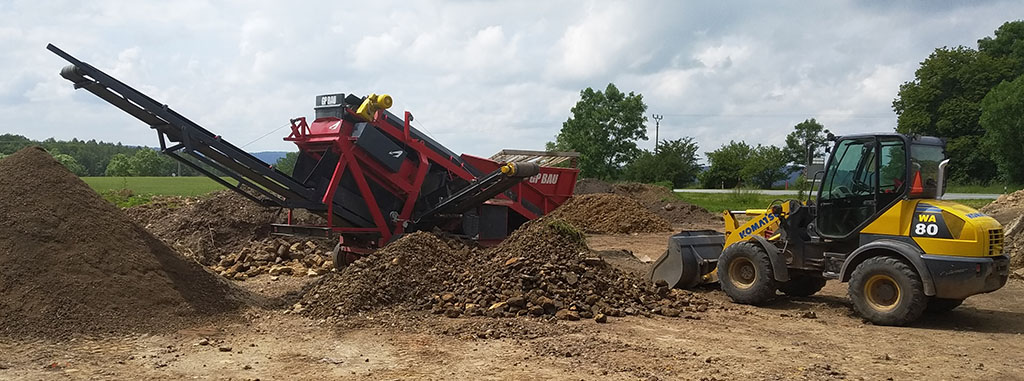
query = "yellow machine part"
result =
(355, 93, 393, 122)
(695, 204, 790, 284)
(861, 199, 1003, 258)
(723, 204, 790, 249)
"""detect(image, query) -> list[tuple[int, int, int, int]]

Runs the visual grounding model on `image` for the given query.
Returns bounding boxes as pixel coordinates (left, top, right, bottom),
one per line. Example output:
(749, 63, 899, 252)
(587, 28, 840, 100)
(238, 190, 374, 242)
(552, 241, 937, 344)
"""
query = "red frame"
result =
(283, 107, 578, 249)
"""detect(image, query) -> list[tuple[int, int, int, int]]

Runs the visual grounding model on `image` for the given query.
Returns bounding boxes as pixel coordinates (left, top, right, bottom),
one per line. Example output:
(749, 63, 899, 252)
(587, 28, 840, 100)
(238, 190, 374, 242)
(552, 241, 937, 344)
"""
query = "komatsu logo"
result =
(738, 213, 777, 239)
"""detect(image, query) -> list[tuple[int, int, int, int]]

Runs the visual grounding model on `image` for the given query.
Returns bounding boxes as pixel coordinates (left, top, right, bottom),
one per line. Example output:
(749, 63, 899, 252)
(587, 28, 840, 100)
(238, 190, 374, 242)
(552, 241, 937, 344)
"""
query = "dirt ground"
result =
(3, 227, 1024, 380)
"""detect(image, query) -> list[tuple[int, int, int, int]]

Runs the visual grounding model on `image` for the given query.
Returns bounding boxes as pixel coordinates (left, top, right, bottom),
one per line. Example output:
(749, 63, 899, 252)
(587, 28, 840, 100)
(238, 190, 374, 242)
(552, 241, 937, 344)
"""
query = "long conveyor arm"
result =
(48, 44, 323, 209)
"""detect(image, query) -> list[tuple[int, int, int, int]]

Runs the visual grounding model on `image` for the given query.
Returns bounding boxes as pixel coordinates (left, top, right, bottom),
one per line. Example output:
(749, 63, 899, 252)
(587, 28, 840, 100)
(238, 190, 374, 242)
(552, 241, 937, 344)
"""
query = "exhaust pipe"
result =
(936, 159, 950, 200)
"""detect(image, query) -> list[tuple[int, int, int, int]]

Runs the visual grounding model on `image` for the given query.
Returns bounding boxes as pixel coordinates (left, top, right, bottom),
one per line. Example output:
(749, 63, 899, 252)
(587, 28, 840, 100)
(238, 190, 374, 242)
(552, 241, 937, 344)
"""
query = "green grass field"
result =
(80, 176, 997, 213)
(82, 177, 229, 196)
(672, 190, 787, 213)
(945, 183, 1023, 194)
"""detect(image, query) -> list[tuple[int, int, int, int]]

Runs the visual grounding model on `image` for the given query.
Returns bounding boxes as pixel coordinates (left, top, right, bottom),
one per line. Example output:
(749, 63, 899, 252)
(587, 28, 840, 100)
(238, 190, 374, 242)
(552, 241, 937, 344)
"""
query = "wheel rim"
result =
(728, 257, 757, 289)
(864, 274, 901, 311)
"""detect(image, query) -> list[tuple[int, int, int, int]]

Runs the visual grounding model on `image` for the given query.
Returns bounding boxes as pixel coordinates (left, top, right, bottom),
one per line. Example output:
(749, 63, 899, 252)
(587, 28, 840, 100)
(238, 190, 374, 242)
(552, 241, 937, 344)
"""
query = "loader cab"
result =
(815, 134, 946, 240)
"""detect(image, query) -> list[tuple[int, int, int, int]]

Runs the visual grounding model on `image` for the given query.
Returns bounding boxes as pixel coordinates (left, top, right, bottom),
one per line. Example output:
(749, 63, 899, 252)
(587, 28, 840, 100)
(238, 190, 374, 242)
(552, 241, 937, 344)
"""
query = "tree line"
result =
(547, 83, 827, 189)
(0, 134, 208, 177)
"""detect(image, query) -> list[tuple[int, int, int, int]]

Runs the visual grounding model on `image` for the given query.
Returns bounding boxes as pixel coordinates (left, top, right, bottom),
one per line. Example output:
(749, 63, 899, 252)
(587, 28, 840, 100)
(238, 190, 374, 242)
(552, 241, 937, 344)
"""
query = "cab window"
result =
(909, 144, 944, 199)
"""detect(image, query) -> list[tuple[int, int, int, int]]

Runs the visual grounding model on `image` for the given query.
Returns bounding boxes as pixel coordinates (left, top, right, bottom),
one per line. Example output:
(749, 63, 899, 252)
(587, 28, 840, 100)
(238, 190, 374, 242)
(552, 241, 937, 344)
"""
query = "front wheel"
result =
(848, 256, 927, 326)
(717, 242, 778, 305)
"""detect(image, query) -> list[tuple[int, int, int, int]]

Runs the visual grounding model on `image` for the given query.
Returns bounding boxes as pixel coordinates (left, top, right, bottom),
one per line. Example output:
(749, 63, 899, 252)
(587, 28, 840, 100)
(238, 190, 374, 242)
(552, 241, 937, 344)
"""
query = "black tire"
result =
(926, 297, 964, 313)
(848, 256, 927, 326)
(717, 242, 778, 305)
(779, 275, 827, 297)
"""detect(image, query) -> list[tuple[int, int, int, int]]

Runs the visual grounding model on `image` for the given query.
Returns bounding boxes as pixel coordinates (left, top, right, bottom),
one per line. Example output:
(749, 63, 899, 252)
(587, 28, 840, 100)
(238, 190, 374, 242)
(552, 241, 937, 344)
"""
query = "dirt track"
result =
(2, 231, 1023, 380)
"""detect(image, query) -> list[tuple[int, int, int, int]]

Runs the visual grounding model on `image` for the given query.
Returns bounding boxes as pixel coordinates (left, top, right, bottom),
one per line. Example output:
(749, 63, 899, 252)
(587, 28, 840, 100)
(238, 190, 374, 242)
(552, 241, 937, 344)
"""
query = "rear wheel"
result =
(926, 297, 964, 313)
(717, 242, 777, 305)
(848, 256, 926, 326)
(779, 275, 827, 297)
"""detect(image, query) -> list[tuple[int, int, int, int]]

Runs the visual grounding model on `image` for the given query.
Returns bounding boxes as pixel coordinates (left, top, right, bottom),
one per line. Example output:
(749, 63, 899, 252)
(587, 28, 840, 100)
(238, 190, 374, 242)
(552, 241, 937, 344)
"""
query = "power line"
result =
(239, 123, 291, 149)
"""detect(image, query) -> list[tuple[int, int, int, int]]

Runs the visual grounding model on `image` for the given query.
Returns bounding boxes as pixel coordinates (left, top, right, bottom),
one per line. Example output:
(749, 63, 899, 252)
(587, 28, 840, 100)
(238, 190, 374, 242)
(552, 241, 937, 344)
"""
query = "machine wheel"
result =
(848, 256, 926, 326)
(717, 242, 778, 305)
(330, 243, 360, 272)
(779, 275, 827, 297)
(926, 297, 964, 313)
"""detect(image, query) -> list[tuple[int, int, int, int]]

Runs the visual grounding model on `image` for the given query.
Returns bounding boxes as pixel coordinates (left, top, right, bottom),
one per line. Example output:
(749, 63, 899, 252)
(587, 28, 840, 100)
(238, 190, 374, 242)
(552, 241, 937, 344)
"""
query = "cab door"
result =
(818, 138, 876, 238)
(816, 137, 907, 239)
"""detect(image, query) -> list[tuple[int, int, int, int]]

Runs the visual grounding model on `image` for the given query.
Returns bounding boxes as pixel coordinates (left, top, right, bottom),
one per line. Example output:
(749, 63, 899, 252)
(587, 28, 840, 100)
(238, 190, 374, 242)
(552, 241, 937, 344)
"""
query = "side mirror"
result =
(936, 159, 950, 200)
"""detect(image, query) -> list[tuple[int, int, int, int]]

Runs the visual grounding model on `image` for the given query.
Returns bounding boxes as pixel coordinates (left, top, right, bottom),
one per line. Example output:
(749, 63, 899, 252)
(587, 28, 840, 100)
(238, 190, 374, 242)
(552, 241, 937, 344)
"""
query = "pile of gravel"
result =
(299, 218, 711, 322)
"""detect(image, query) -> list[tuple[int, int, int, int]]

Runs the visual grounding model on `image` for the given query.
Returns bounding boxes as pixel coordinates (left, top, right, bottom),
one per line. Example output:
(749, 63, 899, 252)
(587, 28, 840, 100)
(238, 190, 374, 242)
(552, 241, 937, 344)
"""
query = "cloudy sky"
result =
(1, 1, 1021, 161)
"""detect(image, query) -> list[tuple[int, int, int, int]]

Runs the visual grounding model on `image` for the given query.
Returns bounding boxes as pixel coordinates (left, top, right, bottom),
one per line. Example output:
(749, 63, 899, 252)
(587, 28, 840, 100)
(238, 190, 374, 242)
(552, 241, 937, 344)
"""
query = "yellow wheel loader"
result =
(649, 133, 1009, 326)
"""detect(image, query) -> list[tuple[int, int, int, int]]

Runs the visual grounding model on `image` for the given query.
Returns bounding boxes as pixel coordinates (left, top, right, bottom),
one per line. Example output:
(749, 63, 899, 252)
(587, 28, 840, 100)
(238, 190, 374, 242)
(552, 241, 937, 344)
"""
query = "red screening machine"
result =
(49, 44, 579, 264)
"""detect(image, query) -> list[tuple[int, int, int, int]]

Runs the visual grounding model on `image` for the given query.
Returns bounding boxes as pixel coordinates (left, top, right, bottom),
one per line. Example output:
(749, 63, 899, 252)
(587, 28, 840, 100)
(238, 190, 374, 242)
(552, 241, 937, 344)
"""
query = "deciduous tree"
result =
(624, 137, 701, 188)
(783, 119, 829, 168)
(980, 74, 1024, 182)
(551, 83, 648, 179)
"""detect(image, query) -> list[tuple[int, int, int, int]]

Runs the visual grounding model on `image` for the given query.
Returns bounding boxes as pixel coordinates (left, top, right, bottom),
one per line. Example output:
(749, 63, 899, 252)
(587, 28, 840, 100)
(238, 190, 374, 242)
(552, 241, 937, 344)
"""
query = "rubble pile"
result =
(212, 237, 337, 280)
(979, 192, 1024, 269)
(300, 218, 712, 321)
(1001, 216, 1024, 269)
(126, 190, 282, 265)
(547, 194, 672, 234)
(980, 189, 1024, 215)
(127, 191, 333, 279)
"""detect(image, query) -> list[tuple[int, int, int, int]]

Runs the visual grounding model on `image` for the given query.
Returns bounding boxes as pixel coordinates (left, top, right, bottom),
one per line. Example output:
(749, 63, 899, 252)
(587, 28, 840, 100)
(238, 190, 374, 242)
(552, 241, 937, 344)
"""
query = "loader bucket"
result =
(647, 230, 725, 289)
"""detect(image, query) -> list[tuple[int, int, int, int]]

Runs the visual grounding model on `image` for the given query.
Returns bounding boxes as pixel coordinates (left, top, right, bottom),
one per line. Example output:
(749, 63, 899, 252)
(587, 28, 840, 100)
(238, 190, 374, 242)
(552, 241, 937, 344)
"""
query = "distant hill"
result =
(250, 151, 290, 164)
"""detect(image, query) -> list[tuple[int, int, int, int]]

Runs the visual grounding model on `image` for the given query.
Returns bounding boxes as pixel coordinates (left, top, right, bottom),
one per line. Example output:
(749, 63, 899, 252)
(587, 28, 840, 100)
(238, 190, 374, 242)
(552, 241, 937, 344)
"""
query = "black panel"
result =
(351, 123, 407, 172)
(478, 205, 508, 240)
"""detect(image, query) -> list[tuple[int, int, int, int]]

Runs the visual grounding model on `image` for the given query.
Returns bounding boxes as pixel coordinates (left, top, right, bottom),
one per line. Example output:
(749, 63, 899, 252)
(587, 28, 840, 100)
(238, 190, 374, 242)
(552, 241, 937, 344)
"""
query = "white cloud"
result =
(547, 3, 644, 81)
(0, 0, 1020, 160)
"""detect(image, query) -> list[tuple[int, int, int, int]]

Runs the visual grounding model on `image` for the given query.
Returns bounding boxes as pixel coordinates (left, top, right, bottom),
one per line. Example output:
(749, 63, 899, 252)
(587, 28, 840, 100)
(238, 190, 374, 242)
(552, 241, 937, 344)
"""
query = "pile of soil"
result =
(548, 194, 671, 234)
(981, 190, 1024, 213)
(212, 237, 337, 280)
(574, 178, 613, 194)
(299, 218, 711, 322)
(572, 180, 720, 226)
(0, 147, 245, 338)
(981, 190, 1024, 225)
(611, 183, 720, 225)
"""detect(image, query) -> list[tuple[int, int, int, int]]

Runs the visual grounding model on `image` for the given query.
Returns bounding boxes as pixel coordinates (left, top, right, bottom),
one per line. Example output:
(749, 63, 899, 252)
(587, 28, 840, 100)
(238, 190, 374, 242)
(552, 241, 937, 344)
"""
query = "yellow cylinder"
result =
(376, 94, 393, 109)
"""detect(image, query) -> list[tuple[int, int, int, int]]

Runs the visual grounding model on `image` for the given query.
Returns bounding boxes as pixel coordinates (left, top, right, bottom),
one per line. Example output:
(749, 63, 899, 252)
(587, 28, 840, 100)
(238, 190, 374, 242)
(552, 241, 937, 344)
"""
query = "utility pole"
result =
(652, 114, 663, 153)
